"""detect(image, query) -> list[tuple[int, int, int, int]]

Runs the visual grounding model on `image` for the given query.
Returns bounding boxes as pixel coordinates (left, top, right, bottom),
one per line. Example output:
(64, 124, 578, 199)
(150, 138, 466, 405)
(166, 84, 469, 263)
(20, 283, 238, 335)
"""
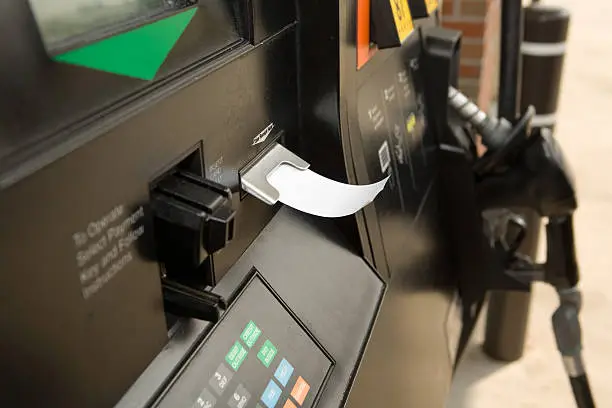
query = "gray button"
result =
(228, 384, 251, 408)
(209, 363, 234, 396)
(193, 388, 216, 408)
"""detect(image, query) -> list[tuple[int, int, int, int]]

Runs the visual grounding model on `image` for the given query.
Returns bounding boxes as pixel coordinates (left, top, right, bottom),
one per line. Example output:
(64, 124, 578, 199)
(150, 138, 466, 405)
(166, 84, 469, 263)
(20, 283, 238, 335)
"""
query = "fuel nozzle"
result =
(448, 86, 513, 148)
(447, 85, 595, 407)
(448, 86, 535, 176)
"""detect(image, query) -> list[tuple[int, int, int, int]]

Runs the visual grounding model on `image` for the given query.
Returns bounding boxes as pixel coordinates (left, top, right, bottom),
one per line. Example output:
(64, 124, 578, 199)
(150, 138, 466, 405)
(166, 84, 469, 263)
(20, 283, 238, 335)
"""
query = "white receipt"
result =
(266, 164, 389, 218)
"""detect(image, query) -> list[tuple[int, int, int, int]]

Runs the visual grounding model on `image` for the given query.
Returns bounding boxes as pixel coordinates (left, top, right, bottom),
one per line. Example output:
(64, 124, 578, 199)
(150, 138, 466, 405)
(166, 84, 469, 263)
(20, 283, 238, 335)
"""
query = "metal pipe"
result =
(483, 1, 571, 362)
(497, 0, 523, 121)
(483, 230, 537, 361)
(483, 0, 529, 362)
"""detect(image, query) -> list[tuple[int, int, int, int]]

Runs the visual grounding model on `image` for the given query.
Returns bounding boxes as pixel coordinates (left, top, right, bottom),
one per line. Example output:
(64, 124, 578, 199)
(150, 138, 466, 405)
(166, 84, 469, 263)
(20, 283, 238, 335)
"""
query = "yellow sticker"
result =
(389, 0, 414, 43)
(426, 0, 439, 13)
(406, 113, 417, 133)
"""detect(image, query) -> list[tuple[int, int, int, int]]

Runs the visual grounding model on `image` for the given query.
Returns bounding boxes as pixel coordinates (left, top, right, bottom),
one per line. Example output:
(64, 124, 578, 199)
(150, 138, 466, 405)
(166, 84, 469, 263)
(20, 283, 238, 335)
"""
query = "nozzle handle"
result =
(448, 86, 512, 151)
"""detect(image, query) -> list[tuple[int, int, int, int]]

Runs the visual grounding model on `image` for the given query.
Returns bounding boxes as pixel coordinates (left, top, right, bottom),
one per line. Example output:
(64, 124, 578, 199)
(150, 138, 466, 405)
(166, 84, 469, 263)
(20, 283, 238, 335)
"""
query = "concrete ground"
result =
(448, 1, 612, 407)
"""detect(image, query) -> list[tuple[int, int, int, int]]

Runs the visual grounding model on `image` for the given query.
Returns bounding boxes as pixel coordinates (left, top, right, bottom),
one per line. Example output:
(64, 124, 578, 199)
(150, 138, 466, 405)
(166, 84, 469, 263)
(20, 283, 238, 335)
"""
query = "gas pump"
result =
(0, 0, 596, 407)
(0, 1, 456, 407)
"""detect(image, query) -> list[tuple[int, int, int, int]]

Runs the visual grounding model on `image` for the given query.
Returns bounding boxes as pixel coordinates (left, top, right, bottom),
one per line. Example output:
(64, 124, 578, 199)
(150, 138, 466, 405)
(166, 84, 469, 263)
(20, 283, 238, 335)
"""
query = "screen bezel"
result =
(28, 0, 200, 56)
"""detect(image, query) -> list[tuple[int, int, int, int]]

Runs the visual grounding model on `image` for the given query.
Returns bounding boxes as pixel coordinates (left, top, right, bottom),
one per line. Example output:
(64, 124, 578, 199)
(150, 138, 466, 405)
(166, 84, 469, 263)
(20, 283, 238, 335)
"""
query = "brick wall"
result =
(440, 0, 500, 109)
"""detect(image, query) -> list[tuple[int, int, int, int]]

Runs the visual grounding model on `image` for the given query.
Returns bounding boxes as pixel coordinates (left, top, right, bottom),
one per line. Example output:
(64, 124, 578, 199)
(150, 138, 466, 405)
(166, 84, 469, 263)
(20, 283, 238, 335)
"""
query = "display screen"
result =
(29, 0, 196, 51)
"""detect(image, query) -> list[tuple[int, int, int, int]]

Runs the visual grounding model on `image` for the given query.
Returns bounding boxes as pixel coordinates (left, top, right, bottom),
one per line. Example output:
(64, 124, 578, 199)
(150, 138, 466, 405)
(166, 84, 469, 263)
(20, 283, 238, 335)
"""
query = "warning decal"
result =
(389, 0, 414, 43)
(426, 0, 439, 13)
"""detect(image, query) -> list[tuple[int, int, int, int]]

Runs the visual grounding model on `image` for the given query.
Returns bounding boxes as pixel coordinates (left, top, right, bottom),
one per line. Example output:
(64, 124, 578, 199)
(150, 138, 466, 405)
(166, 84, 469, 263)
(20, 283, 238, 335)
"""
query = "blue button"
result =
(274, 358, 294, 387)
(260, 380, 282, 408)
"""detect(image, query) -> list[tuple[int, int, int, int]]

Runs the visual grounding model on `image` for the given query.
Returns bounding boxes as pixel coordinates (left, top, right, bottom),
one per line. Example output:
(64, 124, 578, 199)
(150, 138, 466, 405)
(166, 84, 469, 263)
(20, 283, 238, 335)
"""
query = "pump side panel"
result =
(346, 182, 456, 408)
(336, 8, 458, 408)
(0, 32, 299, 408)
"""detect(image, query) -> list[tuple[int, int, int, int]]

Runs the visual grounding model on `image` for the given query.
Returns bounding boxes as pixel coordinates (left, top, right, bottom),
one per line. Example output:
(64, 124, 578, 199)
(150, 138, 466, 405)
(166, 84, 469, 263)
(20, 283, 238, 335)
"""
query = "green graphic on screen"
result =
(51, 7, 197, 80)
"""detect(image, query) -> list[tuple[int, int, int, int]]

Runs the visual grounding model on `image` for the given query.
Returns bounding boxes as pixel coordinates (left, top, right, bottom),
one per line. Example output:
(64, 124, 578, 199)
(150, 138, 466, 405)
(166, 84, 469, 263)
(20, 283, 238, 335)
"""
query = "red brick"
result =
(477, 0, 500, 109)
(441, 0, 455, 15)
(459, 64, 481, 78)
(460, 42, 484, 59)
(461, 1, 488, 16)
(442, 21, 485, 37)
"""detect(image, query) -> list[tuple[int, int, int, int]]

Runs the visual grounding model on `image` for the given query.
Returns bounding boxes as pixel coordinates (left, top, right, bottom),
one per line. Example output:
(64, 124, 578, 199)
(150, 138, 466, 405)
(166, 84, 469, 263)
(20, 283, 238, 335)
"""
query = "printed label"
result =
(389, 0, 414, 43)
(208, 156, 224, 183)
(392, 123, 406, 165)
(406, 113, 417, 134)
(260, 380, 282, 408)
(240, 320, 262, 349)
(426, 0, 439, 13)
(257, 340, 278, 368)
(225, 342, 248, 371)
(383, 85, 397, 102)
(253, 123, 275, 146)
(72, 205, 145, 299)
(368, 104, 385, 131)
(274, 358, 294, 387)
(193, 388, 216, 408)
(290, 377, 310, 406)
(378, 141, 391, 173)
(228, 384, 251, 408)
(397, 70, 408, 84)
(209, 363, 233, 396)
(397, 70, 412, 100)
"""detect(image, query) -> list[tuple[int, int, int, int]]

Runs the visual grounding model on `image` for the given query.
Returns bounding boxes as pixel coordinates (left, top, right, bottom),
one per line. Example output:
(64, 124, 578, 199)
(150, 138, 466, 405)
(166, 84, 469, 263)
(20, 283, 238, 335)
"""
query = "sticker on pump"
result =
(389, 0, 414, 43)
(426, 0, 439, 13)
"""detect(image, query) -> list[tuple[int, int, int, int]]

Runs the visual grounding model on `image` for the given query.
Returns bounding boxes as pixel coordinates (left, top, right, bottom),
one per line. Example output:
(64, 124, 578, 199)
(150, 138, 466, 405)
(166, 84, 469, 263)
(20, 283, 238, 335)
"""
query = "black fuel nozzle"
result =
(447, 87, 577, 218)
(475, 127, 577, 218)
(448, 86, 596, 407)
(448, 86, 535, 177)
(448, 85, 579, 288)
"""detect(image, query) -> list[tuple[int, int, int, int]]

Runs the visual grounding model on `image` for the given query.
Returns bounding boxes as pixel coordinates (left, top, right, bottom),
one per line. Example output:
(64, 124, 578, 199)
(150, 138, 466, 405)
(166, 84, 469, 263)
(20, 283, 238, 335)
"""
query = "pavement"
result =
(447, 1, 612, 407)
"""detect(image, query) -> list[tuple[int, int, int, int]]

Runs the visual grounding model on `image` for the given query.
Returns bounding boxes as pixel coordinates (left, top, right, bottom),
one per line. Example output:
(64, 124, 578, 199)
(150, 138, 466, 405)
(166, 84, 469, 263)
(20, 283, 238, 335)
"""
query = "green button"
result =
(257, 339, 277, 368)
(225, 341, 248, 371)
(240, 320, 262, 348)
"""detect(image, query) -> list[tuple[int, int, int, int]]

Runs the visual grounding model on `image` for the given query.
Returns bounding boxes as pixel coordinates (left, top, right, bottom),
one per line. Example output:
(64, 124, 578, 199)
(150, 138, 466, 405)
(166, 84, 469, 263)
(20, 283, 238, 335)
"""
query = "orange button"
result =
(283, 400, 297, 408)
(290, 376, 310, 406)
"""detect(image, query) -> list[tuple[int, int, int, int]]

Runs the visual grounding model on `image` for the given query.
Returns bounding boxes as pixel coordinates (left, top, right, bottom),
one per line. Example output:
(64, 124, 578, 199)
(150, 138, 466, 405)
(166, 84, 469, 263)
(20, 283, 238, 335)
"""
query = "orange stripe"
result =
(357, 0, 377, 69)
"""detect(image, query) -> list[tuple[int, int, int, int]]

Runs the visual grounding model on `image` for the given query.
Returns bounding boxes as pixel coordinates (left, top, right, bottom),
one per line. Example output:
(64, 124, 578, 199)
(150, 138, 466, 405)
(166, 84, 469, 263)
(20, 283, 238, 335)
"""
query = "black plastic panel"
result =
(215, 208, 385, 408)
(0, 0, 271, 185)
(156, 274, 332, 408)
(0, 29, 298, 408)
(345, 179, 457, 408)
(357, 56, 428, 214)
(353, 43, 437, 275)
(252, 0, 296, 43)
(0, 1, 465, 407)
(115, 207, 384, 408)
